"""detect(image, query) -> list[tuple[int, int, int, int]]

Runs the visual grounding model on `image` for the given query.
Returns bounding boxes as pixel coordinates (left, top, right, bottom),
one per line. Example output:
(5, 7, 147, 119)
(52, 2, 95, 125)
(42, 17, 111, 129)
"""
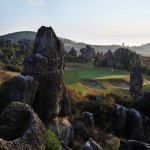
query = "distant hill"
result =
(0, 31, 36, 42)
(0, 31, 150, 56)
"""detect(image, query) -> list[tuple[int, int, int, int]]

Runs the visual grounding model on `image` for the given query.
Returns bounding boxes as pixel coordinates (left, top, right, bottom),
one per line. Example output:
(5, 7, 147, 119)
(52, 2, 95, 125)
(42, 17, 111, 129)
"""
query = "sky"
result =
(0, 0, 150, 46)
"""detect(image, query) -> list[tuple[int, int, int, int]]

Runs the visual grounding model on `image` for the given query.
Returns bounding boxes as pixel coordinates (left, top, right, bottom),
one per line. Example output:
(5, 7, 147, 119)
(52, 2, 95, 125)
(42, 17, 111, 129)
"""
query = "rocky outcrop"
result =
(94, 48, 142, 70)
(81, 138, 103, 150)
(68, 47, 77, 57)
(22, 26, 71, 120)
(0, 102, 45, 150)
(65, 47, 78, 62)
(112, 104, 150, 141)
(45, 116, 74, 148)
(81, 111, 95, 128)
(119, 140, 150, 150)
(1, 26, 72, 149)
(8, 75, 38, 105)
(130, 67, 143, 97)
(78, 45, 96, 63)
(22, 26, 72, 147)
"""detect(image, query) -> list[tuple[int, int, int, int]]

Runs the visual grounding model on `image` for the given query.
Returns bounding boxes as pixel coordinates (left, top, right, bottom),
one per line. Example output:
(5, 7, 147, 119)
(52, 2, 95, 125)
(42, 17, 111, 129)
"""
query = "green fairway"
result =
(64, 68, 129, 84)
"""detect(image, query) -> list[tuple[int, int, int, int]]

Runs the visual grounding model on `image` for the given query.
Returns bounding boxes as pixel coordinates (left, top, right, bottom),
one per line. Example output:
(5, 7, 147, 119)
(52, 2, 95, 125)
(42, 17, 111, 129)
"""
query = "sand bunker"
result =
(81, 80, 103, 90)
(108, 80, 129, 89)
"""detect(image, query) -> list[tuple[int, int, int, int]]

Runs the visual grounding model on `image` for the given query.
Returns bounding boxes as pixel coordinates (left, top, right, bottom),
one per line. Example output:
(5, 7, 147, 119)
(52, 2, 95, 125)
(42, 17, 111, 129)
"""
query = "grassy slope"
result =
(64, 63, 131, 98)
(64, 63, 150, 98)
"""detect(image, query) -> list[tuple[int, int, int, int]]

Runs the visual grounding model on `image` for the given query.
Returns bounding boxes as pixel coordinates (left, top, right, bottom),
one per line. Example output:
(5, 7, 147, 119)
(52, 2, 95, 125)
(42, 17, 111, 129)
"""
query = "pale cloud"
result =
(25, 0, 46, 7)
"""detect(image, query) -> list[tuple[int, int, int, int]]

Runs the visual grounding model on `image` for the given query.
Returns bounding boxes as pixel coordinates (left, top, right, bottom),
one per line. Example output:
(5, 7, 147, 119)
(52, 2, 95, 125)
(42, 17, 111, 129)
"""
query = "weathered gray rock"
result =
(0, 102, 45, 150)
(112, 104, 150, 141)
(68, 47, 77, 57)
(81, 111, 95, 128)
(21, 26, 72, 148)
(94, 52, 104, 67)
(9, 75, 38, 105)
(45, 117, 74, 148)
(130, 67, 143, 97)
(81, 138, 103, 150)
(65, 47, 78, 63)
(94, 48, 142, 70)
(78, 45, 95, 63)
(119, 140, 150, 150)
(112, 104, 127, 135)
(23, 54, 49, 75)
(33, 26, 65, 70)
(22, 26, 71, 120)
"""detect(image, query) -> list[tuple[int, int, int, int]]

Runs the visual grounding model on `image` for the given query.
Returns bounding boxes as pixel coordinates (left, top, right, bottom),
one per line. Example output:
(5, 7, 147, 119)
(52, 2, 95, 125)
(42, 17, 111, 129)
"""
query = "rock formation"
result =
(8, 75, 38, 105)
(22, 26, 71, 120)
(22, 26, 72, 147)
(81, 111, 95, 128)
(77, 45, 96, 63)
(119, 140, 150, 150)
(94, 48, 142, 70)
(81, 138, 103, 150)
(65, 47, 78, 62)
(130, 66, 143, 97)
(112, 104, 150, 141)
(0, 102, 45, 150)
(1, 26, 73, 149)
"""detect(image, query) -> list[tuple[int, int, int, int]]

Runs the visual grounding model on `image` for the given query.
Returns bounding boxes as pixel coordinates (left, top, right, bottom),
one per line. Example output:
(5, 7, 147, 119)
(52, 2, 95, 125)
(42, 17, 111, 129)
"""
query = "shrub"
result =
(2, 47, 15, 58)
(45, 129, 62, 150)
(106, 136, 120, 150)
(5, 64, 20, 72)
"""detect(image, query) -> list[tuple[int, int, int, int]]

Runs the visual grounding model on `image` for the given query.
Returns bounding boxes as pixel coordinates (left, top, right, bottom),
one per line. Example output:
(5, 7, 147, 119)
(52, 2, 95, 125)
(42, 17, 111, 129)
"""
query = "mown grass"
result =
(64, 68, 131, 98)
(64, 68, 129, 84)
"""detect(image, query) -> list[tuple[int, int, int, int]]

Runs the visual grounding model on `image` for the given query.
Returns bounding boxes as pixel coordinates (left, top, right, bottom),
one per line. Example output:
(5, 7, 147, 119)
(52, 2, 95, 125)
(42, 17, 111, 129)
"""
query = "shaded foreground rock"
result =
(0, 102, 45, 150)
(119, 140, 150, 150)
(8, 75, 38, 105)
(81, 138, 103, 150)
(112, 104, 150, 141)
(45, 116, 74, 148)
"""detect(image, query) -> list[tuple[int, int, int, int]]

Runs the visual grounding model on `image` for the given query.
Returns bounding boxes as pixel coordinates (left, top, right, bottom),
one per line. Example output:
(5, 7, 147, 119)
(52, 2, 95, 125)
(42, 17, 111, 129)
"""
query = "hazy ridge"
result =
(0, 31, 150, 56)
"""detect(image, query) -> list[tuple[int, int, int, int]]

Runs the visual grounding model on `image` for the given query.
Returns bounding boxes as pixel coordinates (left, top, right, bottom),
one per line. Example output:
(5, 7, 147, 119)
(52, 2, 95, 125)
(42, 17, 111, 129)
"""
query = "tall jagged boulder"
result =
(112, 104, 150, 141)
(130, 67, 143, 97)
(22, 26, 72, 147)
(0, 102, 45, 150)
(23, 26, 71, 120)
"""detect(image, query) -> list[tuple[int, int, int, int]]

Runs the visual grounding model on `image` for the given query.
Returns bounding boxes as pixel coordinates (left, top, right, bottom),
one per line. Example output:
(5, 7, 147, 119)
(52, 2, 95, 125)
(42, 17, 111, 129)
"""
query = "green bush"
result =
(106, 136, 120, 150)
(45, 129, 62, 150)
(2, 47, 15, 58)
(5, 65, 20, 72)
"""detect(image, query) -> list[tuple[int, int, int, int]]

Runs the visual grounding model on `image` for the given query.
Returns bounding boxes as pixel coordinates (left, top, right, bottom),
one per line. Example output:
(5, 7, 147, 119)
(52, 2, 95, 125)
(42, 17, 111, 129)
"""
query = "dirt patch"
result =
(109, 80, 129, 89)
(81, 80, 103, 90)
